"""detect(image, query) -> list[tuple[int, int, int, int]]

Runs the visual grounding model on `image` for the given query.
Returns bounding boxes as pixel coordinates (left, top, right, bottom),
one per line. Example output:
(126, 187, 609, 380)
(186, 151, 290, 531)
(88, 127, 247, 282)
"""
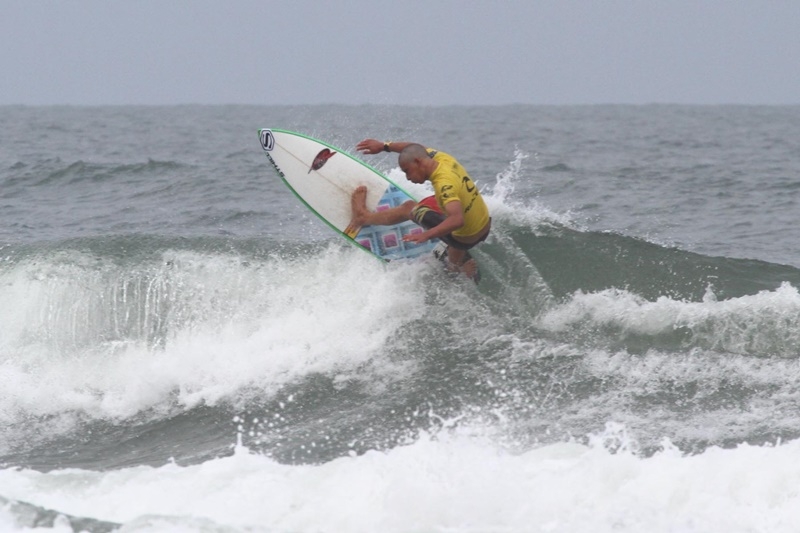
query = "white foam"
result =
(538, 282, 800, 356)
(0, 246, 431, 427)
(2, 426, 800, 532)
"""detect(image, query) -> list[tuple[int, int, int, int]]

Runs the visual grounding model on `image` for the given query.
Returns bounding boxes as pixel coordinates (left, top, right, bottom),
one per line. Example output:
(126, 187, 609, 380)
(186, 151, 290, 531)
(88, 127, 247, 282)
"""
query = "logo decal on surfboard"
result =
(259, 130, 275, 151)
(309, 148, 336, 173)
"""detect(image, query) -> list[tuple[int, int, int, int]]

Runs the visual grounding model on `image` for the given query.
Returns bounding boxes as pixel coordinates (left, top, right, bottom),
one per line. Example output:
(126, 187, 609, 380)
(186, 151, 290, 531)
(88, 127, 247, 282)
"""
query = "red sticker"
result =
(309, 148, 336, 173)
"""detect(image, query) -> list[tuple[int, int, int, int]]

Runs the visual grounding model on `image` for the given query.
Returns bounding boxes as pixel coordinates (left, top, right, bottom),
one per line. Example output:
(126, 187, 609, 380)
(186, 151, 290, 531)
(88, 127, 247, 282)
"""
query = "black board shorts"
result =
(411, 201, 489, 251)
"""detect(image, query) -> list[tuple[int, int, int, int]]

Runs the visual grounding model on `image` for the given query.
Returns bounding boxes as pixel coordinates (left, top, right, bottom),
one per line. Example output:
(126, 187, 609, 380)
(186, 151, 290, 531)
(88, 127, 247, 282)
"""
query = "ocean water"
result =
(1, 104, 800, 532)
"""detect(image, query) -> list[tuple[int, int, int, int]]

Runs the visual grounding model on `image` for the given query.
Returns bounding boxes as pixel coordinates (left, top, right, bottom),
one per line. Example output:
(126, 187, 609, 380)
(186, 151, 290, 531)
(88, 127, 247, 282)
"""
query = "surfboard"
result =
(257, 128, 440, 261)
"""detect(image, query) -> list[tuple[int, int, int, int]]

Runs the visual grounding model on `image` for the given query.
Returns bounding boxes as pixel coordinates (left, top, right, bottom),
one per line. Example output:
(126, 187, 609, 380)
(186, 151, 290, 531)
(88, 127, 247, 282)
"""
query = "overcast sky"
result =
(2, 1, 798, 106)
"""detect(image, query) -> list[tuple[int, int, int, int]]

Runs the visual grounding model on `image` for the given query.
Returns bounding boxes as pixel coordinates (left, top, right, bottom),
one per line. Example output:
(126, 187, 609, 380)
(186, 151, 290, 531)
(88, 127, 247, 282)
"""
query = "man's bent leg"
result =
(411, 203, 479, 279)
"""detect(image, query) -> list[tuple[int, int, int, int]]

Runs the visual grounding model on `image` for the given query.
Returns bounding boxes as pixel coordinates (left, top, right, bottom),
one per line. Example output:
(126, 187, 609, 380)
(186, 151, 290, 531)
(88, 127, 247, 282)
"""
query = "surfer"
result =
(349, 139, 491, 279)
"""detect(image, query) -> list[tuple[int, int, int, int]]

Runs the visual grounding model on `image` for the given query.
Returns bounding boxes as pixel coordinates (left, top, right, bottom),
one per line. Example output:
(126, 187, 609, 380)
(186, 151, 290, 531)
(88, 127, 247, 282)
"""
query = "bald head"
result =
(397, 143, 437, 184)
(398, 144, 429, 166)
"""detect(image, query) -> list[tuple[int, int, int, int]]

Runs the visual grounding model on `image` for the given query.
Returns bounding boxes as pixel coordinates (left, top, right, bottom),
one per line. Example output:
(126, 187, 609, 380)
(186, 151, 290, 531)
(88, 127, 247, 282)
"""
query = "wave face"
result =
(2, 104, 800, 532)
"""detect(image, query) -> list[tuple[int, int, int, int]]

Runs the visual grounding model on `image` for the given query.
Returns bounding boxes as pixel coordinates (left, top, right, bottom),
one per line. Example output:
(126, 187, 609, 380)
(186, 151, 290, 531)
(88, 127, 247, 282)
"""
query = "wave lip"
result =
(538, 282, 800, 357)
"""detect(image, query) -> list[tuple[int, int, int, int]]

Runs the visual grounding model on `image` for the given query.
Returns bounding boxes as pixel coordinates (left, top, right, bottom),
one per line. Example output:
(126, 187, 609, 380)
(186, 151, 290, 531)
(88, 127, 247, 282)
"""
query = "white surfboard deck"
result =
(257, 129, 439, 261)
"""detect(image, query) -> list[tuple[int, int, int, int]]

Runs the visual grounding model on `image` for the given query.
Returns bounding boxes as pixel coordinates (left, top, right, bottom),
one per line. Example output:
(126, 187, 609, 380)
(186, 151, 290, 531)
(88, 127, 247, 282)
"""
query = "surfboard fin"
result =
(432, 241, 448, 261)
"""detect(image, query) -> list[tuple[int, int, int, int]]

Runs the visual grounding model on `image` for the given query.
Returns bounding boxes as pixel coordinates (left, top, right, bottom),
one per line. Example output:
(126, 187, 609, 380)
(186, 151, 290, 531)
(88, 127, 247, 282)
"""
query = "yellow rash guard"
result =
(427, 149, 490, 238)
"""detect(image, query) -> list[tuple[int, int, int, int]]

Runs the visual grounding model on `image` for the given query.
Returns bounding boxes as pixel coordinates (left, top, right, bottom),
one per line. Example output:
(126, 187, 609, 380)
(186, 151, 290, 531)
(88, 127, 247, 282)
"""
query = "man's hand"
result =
(356, 139, 383, 155)
(402, 231, 431, 245)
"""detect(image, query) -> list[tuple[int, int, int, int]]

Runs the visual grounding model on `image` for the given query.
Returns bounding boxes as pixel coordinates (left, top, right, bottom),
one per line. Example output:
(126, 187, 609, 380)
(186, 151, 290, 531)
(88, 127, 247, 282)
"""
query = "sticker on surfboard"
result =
(259, 129, 275, 151)
(309, 148, 336, 173)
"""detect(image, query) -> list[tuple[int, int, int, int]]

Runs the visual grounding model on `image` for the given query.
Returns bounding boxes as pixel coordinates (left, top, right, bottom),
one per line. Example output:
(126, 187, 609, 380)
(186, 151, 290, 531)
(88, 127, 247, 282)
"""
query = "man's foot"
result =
(345, 186, 370, 237)
(460, 258, 479, 280)
(444, 254, 479, 282)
